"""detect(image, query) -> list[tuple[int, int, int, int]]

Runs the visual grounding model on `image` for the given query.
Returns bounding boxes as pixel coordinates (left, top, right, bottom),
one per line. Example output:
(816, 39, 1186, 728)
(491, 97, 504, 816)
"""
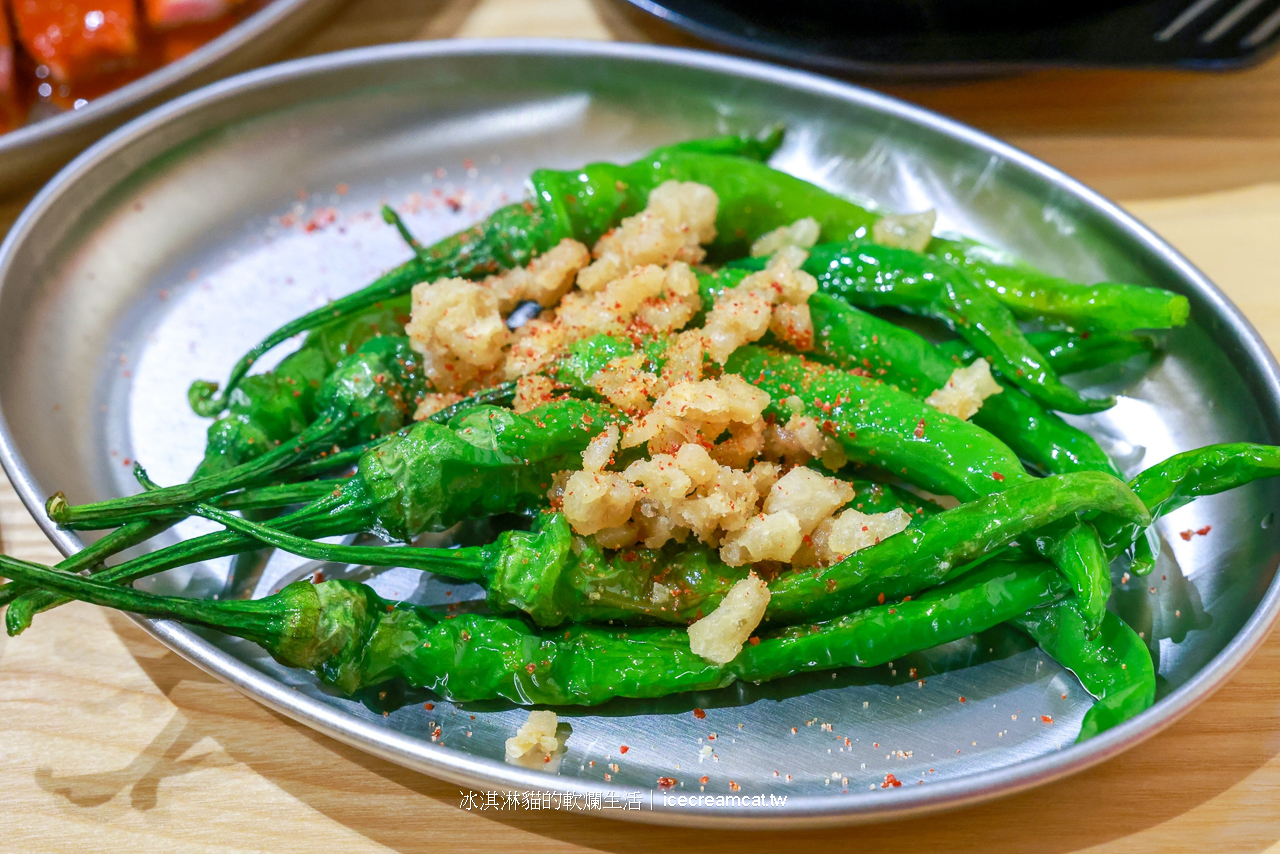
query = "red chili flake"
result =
(1041, 715, 1054, 724)
(693, 708, 706, 719)
(620, 745, 629, 754)
(729, 780, 741, 792)
(699, 775, 709, 785)
(959, 696, 966, 703)
(1197, 525, 1212, 536)
(122, 458, 131, 466)
(525, 663, 536, 673)
(749, 636, 760, 646)
(822, 419, 837, 435)
(877, 592, 886, 605)
(913, 418, 926, 439)
(888, 608, 896, 615)
(881, 773, 902, 789)
(992, 471, 1005, 482)
(424, 702, 434, 710)
(657, 777, 678, 790)
(707, 734, 716, 741)
(1180, 529, 1193, 541)
(312, 570, 325, 584)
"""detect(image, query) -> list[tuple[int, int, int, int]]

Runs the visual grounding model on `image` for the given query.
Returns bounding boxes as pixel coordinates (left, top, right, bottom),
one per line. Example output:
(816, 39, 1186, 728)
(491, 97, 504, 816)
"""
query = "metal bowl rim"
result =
(0, 0, 330, 162)
(1, 37, 1278, 827)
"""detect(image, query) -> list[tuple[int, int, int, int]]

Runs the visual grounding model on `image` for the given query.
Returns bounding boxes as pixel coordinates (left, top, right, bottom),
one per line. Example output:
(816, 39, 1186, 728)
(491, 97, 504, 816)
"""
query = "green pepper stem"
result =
(48, 417, 348, 530)
(0, 517, 171, 609)
(0, 555, 292, 648)
(190, 502, 489, 580)
(6, 484, 372, 636)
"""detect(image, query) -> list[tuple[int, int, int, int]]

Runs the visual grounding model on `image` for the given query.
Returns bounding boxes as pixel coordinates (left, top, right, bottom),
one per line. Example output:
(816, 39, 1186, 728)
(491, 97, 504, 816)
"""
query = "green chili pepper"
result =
(726, 344, 1116, 628)
(193, 303, 407, 479)
(49, 336, 429, 531)
(0, 552, 1068, 706)
(8, 400, 616, 633)
(1096, 442, 1280, 560)
(1010, 597, 1155, 741)
(936, 329, 1156, 378)
(193, 469, 1146, 629)
(803, 290, 1123, 478)
(731, 244, 1114, 415)
(188, 132, 787, 419)
(929, 237, 1191, 333)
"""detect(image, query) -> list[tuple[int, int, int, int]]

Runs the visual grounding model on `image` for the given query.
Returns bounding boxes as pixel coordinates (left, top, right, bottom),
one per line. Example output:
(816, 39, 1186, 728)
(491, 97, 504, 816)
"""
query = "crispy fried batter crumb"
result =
(751, 217, 821, 258)
(703, 254, 817, 364)
(412, 392, 464, 421)
(590, 353, 657, 413)
(872, 210, 936, 254)
(925, 358, 1003, 420)
(485, 238, 591, 313)
(719, 511, 802, 566)
(406, 277, 508, 392)
(622, 374, 770, 455)
(513, 375, 557, 413)
(764, 467, 855, 537)
(563, 426, 637, 536)
(688, 572, 770, 664)
(505, 710, 561, 765)
(765, 413, 832, 466)
(578, 181, 718, 291)
(805, 507, 913, 566)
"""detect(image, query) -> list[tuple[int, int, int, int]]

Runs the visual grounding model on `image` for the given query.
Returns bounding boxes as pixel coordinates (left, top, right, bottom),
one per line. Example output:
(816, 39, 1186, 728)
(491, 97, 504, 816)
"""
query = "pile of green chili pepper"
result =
(6, 128, 1280, 758)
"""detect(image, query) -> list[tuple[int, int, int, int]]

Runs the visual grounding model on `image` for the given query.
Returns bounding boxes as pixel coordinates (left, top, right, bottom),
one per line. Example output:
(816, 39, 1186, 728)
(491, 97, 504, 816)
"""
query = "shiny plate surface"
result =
(0, 0, 343, 195)
(1, 40, 1279, 827)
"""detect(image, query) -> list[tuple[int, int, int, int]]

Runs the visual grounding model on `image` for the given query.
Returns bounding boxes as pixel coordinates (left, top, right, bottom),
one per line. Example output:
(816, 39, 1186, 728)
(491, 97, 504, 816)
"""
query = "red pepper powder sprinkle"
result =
(959, 696, 966, 703)
(749, 636, 760, 646)
(913, 418, 926, 439)
(423, 702, 434, 711)
(729, 781, 741, 792)
(877, 592, 886, 604)
(693, 708, 706, 719)
(1041, 715, 1054, 724)
(620, 745, 629, 754)
(699, 775, 709, 785)
(992, 471, 1005, 482)
(657, 777, 678, 790)
(882, 773, 902, 788)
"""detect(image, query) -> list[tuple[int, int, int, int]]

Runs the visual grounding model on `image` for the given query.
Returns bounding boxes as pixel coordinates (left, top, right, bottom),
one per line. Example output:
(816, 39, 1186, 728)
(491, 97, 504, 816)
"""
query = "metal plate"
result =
(0, 0, 343, 195)
(2, 40, 1280, 827)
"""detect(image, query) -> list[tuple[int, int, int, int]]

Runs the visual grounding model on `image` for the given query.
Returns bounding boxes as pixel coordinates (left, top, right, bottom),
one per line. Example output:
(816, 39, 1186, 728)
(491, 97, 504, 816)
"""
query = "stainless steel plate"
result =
(2, 40, 1279, 827)
(0, 0, 343, 195)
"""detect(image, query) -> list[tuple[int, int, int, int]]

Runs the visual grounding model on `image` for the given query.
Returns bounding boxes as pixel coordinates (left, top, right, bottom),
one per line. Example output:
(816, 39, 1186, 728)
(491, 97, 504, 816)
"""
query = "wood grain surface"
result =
(5, 1, 1280, 850)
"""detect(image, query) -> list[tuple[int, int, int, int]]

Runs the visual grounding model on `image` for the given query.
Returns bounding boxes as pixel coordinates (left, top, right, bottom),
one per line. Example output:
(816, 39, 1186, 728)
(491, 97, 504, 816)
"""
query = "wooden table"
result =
(6, 1, 1280, 850)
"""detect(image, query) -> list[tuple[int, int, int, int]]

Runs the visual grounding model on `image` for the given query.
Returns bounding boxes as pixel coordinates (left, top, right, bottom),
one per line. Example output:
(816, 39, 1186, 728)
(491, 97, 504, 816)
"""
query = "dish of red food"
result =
(0, 0, 270, 134)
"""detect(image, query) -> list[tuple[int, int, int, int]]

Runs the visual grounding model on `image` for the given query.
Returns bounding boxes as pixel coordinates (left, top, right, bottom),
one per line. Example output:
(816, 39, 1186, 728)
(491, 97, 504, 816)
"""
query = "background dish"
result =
(1, 39, 1278, 827)
(0, 0, 342, 195)
(620, 0, 1280, 76)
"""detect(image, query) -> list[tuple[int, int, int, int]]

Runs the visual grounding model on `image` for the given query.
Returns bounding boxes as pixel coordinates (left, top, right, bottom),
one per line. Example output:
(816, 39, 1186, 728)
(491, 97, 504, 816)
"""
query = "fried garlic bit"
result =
(703, 251, 818, 362)
(872, 209, 937, 254)
(505, 710, 561, 767)
(687, 573, 770, 665)
(577, 180, 718, 292)
(750, 216, 821, 258)
(925, 357, 1003, 420)
(484, 237, 590, 313)
(405, 278, 508, 393)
